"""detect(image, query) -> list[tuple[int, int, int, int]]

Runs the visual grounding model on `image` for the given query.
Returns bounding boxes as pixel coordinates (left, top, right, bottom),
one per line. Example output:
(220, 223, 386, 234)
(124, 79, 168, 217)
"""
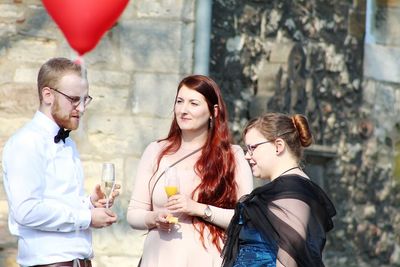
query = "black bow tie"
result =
(54, 128, 71, 143)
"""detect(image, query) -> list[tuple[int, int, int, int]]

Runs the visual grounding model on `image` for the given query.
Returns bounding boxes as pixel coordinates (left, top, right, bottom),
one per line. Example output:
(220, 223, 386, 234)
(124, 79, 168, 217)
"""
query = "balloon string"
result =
(74, 56, 86, 79)
(73, 55, 87, 135)
(73, 56, 88, 113)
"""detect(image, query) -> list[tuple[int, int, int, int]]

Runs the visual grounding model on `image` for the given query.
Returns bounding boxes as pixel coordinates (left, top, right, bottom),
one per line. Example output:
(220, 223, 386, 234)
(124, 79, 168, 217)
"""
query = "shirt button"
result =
(57, 228, 60, 231)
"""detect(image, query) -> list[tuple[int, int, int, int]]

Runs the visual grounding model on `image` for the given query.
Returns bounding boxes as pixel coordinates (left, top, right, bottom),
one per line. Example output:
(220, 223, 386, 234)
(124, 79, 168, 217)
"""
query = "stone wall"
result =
(2, 0, 400, 266)
(210, 0, 400, 266)
(0, 0, 196, 266)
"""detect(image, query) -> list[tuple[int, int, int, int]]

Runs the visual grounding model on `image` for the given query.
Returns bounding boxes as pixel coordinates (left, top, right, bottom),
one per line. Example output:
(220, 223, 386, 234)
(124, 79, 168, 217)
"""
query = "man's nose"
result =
(76, 100, 85, 113)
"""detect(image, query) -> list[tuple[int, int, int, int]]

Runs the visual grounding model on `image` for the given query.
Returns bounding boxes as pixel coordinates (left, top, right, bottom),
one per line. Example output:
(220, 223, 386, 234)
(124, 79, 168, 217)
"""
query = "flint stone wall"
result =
(210, 1, 400, 266)
(2, 1, 400, 267)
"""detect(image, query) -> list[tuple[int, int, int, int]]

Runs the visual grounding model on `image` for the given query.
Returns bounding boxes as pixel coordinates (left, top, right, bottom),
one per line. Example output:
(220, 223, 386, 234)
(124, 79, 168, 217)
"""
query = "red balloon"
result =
(42, 0, 129, 56)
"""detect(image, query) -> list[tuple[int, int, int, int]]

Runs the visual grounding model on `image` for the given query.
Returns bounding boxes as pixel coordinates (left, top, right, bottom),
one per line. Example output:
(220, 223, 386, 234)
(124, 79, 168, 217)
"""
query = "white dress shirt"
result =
(2, 111, 93, 266)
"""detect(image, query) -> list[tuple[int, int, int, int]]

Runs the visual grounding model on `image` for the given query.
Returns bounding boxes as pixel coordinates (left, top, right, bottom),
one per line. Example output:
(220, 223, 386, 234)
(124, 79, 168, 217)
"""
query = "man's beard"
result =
(51, 100, 78, 130)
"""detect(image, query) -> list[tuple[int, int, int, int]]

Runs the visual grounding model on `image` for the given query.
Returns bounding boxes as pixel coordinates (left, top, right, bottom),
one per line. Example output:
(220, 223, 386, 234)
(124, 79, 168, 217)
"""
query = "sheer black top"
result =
(222, 175, 336, 267)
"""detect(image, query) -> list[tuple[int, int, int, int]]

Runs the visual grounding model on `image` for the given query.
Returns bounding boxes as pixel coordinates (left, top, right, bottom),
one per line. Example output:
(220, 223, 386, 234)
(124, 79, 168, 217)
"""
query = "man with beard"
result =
(2, 57, 118, 267)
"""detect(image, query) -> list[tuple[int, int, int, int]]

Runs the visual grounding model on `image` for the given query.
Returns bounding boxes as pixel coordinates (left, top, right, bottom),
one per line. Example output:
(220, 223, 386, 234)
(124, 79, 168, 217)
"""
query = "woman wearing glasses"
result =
(222, 113, 336, 267)
(127, 75, 253, 267)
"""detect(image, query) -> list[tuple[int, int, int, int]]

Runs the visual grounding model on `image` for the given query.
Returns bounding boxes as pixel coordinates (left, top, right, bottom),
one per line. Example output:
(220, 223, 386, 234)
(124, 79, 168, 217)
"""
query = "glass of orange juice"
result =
(164, 166, 179, 197)
(164, 166, 179, 224)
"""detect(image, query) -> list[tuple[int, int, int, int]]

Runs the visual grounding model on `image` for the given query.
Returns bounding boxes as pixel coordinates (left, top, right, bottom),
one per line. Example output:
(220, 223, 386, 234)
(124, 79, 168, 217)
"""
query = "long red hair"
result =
(155, 75, 237, 251)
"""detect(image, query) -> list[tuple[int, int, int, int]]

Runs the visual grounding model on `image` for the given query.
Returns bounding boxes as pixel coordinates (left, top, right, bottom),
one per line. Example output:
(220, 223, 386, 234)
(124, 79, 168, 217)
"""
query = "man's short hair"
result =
(37, 57, 84, 101)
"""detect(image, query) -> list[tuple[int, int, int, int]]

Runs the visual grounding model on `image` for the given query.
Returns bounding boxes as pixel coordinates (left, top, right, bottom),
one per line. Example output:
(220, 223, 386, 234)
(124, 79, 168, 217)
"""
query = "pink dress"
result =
(127, 141, 253, 267)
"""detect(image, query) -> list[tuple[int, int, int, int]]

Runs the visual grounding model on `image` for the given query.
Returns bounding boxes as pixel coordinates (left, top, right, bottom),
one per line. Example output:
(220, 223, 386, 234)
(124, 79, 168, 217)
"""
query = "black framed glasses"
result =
(49, 87, 92, 107)
(245, 140, 271, 156)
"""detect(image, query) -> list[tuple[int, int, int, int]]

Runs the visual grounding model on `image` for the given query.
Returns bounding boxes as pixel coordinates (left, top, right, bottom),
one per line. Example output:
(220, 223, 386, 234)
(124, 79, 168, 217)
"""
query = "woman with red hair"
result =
(127, 75, 253, 267)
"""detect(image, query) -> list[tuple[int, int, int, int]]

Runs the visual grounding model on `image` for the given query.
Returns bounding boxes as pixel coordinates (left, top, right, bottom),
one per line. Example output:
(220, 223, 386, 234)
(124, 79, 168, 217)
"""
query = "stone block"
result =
(120, 2, 138, 20)
(0, 247, 18, 267)
(86, 115, 171, 157)
(0, 201, 7, 217)
(132, 72, 180, 118)
(21, 0, 42, 5)
(7, 39, 57, 63)
(92, 224, 145, 265)
(88, 70, 131, 87)
(94, 255, 141, 267)
(181, 0, 196, 22)
(0, 116, 31, 137)
(0, 22, 16, 37)
(364, 43, 400, 83)
(134, 0, 195, 20)
(123, 157, 140, 196)
(17, 6, 58, 39)
(395, 88, 400, 116)
(87, 86, 130, 115)
(56, 39, 83, 59)
(0, 141, 5, 165)
(120, 20, 183, 72)
(0, 62, 16, 85)
(80, 156, 123, 180)
(0, 201, 17, 252)
(0, 85, 37, 115)
(0, 4, 23, 19)
(179, 22, 195, 73)
(80, 27, 121, 67)
(14, 67, 37, 83)
(376, 0, 400, 7)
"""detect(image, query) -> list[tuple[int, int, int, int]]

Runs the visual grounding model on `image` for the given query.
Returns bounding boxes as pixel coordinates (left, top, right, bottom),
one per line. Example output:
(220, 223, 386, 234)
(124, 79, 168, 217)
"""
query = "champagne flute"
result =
(164, 166, 179, 224)
(164, 166, 179, 198)
(101, 162, 115, 209)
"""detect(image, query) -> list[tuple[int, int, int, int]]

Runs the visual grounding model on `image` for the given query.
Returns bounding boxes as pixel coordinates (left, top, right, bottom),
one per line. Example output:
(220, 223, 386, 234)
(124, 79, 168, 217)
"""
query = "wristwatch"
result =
(203, 205, 212, 220)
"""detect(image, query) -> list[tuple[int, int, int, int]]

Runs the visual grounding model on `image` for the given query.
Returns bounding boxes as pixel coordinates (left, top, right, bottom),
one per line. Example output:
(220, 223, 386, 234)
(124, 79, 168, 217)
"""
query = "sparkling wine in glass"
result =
(101, 162, 115, 209)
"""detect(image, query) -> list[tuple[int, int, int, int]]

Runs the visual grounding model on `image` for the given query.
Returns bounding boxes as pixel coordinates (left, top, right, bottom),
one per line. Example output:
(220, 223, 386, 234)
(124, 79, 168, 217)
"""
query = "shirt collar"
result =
(33, 110, 62, 137)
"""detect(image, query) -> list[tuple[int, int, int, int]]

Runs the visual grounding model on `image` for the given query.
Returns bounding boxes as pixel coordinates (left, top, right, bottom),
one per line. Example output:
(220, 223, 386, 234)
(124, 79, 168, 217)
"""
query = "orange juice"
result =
(165, 186, 178, 197)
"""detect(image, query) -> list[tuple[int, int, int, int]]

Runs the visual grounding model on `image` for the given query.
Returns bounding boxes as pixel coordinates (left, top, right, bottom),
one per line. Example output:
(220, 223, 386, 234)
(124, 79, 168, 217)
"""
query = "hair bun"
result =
(292, 114, 312, 147)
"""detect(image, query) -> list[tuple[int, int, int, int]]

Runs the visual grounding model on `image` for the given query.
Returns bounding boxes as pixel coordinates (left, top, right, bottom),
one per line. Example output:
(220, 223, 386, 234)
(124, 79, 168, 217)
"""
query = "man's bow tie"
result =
(54, 128, 71, 143)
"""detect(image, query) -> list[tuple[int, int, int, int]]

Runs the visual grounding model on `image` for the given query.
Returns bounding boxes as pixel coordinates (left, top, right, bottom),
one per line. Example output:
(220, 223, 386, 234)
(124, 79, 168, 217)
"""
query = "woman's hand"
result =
(151, 210, 176, 231)
(165, 194, 203, 217)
